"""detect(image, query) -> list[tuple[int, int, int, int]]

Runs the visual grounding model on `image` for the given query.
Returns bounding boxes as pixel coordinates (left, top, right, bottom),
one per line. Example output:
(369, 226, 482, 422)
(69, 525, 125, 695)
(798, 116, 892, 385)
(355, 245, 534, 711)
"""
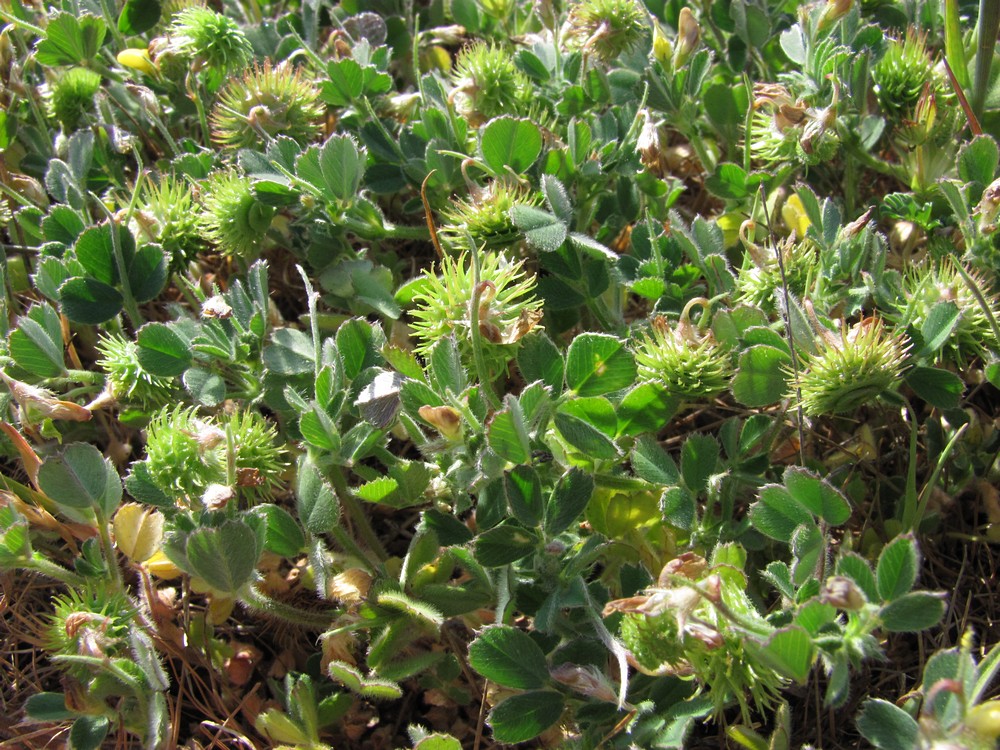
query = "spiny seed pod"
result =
(608, 549, 785, 723)
(634, 300, 731, 400)
(96, 333, 175, 408)
(873, 29, 942, 121)
(143, 405, 226, 500)
(450, 42, 530, 126)
(749, 83, 840, 168)
(46, 588, 133, 666)
(793, 313, 910, 416)
(200, 169, 275, 259)
(891, 258, 1000, 365)
(735, 220, 816, 311)
(224, 409, 286, 498)
(439, 178, 540, 252)
(167, 6, 253, 75)
(408, 252, 542, 378)
(47, 67, 101, 131)
(132, 173, 205, 269)
(564, 0, 649, 64)
(211, 61, 324, 149)
(143, 405, 284, 503)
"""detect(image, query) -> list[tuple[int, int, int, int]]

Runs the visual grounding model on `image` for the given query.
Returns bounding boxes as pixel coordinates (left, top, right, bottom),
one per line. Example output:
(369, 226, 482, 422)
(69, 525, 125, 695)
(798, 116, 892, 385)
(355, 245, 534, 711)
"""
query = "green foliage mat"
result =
(1, 0, 1000, 747)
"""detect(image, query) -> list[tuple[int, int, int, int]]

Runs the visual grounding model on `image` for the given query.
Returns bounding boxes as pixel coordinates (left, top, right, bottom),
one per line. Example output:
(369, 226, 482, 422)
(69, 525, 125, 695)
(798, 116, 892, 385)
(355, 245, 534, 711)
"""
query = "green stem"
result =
(26, 553, 87, 586)
(327, 465, 387, 562)
(359, 97, 407, 163)
(955, 263, 1000, 353)
(899, 399, 920, 531)
(495, 565, 513, 624)
(49, 369, 106, 386)
(742, 73, 755, 176)
(240, 584, 340, 629)
(330, 525, 382, 571)
(96, 511, 123, 590)
(186, 72, 211, 147)
(296, 265, 323, 383)
(592, 473, 654, 492)
(54, 654, 146, 692)
(663, 573, 773, 638)
(0, 9, 45, 36)
(842, 138, 908, 185)
(468, 240, 502, 410)
(90, 198, 143, 329)
(908, 423, 968, 533)
(382, 222, 432, 240)
(341, 213, 429, 242)
(973, 0, 1000, 118)
(97, 0, 126, 49)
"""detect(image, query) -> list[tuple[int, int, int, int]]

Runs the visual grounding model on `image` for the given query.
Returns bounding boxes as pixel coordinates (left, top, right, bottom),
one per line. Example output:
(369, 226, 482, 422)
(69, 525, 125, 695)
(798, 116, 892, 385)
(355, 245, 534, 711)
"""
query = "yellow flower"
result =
(144, 549, 183, 580)
(117, 48, 157, 75)
(782, 194, 811, 238)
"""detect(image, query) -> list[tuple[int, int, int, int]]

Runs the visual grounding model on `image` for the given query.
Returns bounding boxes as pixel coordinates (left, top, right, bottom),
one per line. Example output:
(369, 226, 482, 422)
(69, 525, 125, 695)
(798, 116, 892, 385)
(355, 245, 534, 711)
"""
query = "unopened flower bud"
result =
(975, 177, 1000, 233)
(818, 0, 852, 31)
(476, 280, 497, 318)
(202, 295, 233, 319)
(637, 110, 666, 176)
(8, 173, 48, 208)
(673, 8, 700, 68)
(424, 24, 467, 45)
(201, 483, 235, 510)
(418, 405, 463, 441)
(126, 84, 160, 115)
(381, 92, 421, 121)
(544, 540, 567, 555)
(549, 664, 618, 702)
(702, 574, 721, 603)
(193, 421, 227, 450)
(913, 84, 936, 134)
(651, 19, 673, 66)
(659, 552, 708, 583)
(1, 374, 92, 424)
(327, 568, 372, 605)
(840, 207, 873, 239)
(821, 576, 866, 610)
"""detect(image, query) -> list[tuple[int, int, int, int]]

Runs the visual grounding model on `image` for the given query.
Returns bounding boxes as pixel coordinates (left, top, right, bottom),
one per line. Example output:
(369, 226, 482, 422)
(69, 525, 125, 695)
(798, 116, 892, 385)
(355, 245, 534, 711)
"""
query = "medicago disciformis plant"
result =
(0, 0, 999, 747)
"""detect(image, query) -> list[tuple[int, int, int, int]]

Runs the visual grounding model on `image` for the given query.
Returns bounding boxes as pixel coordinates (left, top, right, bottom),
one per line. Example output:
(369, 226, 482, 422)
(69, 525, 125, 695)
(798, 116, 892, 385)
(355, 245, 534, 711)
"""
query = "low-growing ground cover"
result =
(0, 0, 999, 747)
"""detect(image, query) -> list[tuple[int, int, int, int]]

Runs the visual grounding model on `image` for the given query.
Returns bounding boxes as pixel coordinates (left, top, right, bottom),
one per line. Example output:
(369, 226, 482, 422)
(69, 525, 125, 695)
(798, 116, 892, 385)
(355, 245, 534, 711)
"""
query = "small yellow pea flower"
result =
(117, 48, 156, 75)
(781, 194, 812, 238)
